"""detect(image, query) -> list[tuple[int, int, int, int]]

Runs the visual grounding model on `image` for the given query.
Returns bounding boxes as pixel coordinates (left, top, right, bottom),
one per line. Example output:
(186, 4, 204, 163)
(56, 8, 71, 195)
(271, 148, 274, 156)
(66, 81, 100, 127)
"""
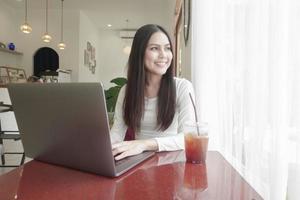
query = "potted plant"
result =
(104, 77, 127, 125)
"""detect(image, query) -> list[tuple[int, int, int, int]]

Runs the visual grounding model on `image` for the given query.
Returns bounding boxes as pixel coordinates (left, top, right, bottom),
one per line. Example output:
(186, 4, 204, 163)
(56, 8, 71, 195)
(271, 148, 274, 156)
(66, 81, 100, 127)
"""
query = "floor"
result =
(0, 139, 31, 176)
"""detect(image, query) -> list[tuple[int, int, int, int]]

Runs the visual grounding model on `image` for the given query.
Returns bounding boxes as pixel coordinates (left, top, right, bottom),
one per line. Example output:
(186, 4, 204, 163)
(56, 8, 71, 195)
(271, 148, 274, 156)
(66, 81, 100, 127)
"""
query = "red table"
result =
(0, 151, 263, 200)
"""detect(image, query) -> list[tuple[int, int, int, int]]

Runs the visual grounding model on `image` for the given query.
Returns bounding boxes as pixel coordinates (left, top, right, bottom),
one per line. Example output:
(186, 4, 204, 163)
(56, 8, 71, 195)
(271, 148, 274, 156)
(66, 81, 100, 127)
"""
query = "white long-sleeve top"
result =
(110, 77, 196, 151)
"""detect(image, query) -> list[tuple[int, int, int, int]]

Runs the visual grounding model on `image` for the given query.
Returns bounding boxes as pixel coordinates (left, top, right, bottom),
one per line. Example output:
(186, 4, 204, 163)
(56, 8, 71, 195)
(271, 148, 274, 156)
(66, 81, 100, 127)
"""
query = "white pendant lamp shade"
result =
(20, 23, 32, 34)
(20, 0, 32, 34)
(42, 34, 52, 43)
(58, 42, 66, 50)
(58, 0, 66, 50)
(42, 0, 51, 43)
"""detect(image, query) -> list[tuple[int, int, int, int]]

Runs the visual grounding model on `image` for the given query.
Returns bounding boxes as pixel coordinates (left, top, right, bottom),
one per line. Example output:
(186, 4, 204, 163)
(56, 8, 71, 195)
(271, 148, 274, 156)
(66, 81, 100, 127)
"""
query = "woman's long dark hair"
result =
(123, 24, 176, 132)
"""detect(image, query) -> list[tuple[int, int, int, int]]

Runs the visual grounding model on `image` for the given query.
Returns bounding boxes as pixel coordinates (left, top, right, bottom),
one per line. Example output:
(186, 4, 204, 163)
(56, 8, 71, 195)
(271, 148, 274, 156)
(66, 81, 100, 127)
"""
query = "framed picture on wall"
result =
(84, 41, 97, 74)
(91, 47, 95, 60)
(87, 42, 92, 51)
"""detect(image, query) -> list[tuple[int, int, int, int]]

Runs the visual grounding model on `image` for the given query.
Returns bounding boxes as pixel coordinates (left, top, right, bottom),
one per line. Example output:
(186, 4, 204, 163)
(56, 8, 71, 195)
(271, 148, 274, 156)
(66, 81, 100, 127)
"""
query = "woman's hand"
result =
(112, 139, 158, 160)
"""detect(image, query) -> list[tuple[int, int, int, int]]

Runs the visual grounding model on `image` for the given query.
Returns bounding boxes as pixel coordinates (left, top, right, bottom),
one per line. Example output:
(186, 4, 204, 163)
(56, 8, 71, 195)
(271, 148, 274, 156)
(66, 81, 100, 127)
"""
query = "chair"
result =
(0, 102, 25, 167)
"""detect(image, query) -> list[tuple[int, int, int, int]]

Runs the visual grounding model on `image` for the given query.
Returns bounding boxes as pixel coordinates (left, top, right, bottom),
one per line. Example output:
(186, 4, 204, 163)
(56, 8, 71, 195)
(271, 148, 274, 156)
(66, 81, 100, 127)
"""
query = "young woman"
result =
(111, 24, 196, 160)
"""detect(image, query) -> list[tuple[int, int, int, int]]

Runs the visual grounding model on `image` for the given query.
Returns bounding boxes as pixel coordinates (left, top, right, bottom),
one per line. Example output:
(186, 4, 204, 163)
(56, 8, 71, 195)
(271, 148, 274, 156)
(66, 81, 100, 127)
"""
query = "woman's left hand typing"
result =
(112, 139, 158, 160)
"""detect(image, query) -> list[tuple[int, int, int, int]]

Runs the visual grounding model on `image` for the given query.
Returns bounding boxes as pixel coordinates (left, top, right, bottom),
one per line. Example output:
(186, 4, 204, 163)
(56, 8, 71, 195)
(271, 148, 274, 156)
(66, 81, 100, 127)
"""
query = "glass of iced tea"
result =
(184, 122, 209, 164)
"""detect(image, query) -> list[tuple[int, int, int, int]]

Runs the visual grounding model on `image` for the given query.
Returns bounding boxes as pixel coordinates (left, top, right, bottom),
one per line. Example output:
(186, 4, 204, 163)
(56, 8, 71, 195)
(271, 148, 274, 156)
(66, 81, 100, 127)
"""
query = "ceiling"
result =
(4, 0, 176, 30)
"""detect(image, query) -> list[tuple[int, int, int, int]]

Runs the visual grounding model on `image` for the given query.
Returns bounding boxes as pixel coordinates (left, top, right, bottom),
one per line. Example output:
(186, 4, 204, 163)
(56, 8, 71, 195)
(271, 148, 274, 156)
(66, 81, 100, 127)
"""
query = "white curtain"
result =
(191, 0, 300, 199)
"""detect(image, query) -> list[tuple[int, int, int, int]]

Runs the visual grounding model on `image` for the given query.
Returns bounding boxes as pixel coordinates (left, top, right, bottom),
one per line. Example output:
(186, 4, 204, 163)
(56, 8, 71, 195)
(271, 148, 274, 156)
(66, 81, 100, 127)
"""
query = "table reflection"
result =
(183, 163, 208, 191)
(0, 151, 263, 200)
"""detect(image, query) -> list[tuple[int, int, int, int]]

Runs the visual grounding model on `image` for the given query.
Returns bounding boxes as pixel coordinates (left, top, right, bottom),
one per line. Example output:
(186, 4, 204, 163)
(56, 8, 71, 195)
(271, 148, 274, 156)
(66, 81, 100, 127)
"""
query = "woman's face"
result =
(144, 31, 173, 77)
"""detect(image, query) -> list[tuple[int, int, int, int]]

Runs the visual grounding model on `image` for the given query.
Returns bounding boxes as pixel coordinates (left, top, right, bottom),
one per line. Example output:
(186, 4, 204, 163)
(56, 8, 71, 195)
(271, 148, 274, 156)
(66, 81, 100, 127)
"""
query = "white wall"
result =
(77, 11, 129, 87)
(0, 0, 21, 68)
(78, 11, 101, 82)
(98, 30, 129, 89)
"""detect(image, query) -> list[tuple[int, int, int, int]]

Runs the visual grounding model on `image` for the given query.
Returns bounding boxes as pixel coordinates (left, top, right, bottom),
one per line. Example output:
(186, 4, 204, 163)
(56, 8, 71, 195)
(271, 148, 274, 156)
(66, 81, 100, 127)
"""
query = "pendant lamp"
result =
(42, 0, 52, 42)
(20, 0, 32, 34)
(58, 0, 66, 50)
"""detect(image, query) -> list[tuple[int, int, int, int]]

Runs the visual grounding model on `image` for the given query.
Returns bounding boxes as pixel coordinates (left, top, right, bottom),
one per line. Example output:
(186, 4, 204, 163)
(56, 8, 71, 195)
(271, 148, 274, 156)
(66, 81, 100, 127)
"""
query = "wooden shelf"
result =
(0, 47, 23, 55)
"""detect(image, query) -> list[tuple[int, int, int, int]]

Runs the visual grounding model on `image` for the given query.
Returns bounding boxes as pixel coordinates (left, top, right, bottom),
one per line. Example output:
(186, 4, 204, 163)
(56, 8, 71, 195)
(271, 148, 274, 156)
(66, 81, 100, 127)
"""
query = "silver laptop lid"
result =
(8, 83, 117, 176)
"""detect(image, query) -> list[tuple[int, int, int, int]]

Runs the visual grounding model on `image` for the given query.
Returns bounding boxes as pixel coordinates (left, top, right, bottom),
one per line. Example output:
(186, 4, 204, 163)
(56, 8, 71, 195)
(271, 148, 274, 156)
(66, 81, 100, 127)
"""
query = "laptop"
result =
(7, 83, 154, 177)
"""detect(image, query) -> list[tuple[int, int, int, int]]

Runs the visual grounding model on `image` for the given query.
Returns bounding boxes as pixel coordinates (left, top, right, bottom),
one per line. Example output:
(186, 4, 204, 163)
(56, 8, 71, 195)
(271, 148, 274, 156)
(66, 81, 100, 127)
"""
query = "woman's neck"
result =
(145, 74, 162, 98)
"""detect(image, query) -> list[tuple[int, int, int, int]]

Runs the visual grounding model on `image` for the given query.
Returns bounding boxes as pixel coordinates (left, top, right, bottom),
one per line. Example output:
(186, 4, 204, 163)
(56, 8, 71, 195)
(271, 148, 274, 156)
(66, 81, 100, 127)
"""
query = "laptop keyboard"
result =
(115, 156, 131, 166)
(114, 152, 154, 167)
(113, 152, 155, 176)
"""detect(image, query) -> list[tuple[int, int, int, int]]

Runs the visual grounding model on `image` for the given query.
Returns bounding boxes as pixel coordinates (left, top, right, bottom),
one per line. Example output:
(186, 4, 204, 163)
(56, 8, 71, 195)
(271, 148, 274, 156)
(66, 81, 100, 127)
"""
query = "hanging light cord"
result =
(45, 0, 48, 33)
(126, 19, 129, 37)
(61, 0, 64, 41)
(25, 0, 28, 22)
